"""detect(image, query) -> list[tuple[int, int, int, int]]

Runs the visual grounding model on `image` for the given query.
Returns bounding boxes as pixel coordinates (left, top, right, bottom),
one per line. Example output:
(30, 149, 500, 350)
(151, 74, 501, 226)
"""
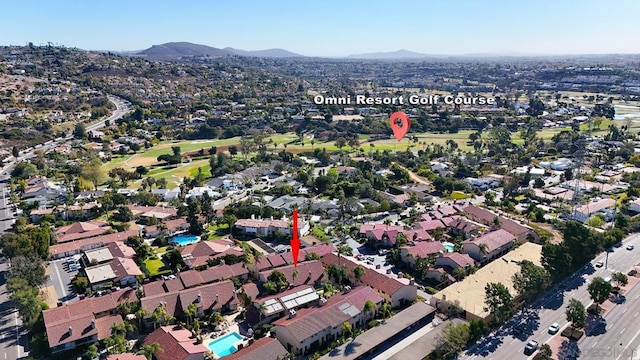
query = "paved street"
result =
(0, 260, 25, 360)
(463, 233, 640, 359)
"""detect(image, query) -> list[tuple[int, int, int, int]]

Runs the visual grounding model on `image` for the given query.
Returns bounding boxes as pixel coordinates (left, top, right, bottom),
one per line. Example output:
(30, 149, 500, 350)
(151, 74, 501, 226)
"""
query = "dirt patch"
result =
(532, 222, 563, 244)
(39, 286, 59, 308)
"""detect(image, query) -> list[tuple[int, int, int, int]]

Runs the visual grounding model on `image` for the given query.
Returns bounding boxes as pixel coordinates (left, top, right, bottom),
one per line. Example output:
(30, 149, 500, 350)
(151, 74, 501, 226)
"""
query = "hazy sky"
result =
(2, 0, 639, 56)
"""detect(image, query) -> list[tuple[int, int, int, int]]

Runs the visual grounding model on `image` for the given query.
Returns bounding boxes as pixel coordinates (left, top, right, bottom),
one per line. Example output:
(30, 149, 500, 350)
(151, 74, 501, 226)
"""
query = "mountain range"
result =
(136, 42, 303, 59)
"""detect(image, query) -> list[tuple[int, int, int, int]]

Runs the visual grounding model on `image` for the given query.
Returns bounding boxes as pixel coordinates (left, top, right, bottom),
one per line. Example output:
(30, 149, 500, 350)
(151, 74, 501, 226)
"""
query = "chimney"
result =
(288, 309, 297, 318)
(215, 294, 219, 303)
(68, 326, 73, 335)
(90, 319, 95, 328)
(197, 292, 202, 302)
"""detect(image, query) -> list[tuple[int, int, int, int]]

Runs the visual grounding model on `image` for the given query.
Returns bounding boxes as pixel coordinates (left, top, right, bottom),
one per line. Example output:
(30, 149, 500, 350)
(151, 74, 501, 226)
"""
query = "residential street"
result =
(463, 233, 640, 360)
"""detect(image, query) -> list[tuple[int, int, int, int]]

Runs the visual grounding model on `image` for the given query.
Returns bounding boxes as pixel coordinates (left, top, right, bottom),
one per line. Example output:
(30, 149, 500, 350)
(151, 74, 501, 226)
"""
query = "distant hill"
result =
(347, 49, 434, 59)
(224, 47, 303, 58)
(137, 42, 230, 59)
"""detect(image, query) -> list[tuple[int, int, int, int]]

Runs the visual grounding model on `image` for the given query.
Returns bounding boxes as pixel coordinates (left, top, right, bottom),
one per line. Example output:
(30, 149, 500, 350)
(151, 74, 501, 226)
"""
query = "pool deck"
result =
(203, 316, 248, 359)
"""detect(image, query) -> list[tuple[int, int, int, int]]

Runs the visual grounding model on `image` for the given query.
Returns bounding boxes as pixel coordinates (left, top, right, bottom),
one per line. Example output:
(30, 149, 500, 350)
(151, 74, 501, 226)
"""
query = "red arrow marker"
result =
(291, 209, 300, 268)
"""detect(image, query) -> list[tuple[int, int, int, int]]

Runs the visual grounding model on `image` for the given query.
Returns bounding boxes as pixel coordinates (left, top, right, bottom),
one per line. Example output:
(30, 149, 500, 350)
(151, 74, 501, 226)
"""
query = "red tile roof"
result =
(141, 281, 238, 317)
(463, 229, 515, 253)
(416, 219, 446, 231)
(438, 252, 476, 268)
(242, 283, 260, 300)
(402, 242, 446, 258)
(463, 205, 532, 238)
(224, 337, 288, 360)
(260, 260, 326, 287)
(43, 288, 134, 348)
(273, 286, 382, 343)
(106, 354, 147, 360)
(143, 326, 208, 360)
(321, 254, 406, 297)
(49, 230, 139, 257)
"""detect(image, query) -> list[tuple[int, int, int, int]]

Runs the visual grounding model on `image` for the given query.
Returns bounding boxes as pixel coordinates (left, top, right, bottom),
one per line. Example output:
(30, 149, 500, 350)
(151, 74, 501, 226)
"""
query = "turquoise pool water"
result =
(208, 332, 243, 357)
(443, 242, 455, 252)
(171, 234, 199, 246)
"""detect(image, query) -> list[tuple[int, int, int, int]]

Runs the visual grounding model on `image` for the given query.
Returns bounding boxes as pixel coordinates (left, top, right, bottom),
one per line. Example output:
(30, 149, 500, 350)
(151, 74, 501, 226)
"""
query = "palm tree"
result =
(184, 303, 197, 327)
(310, 139, 316, 150)
(353, 265, 365, 284)
(363, 300, 376, 317)
(379, 302, 392, 319)
(138, 343, 162, 360)
(257, 302, 268, 323)
(135, 308, 148, 331)
(292, 269, 300, 285)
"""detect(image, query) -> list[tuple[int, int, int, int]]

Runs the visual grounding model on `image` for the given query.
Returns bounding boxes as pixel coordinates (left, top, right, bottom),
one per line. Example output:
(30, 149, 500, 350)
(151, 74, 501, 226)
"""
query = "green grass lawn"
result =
(143, 257, 171, 277)
(206, 223, 230, 240)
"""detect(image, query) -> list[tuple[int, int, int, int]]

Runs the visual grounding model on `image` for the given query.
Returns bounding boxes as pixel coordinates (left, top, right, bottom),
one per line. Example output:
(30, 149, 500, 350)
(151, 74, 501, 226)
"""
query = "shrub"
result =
(561, 327, 584, 341)
(368, 320, 378, 328)
(425, 286, 438, 294)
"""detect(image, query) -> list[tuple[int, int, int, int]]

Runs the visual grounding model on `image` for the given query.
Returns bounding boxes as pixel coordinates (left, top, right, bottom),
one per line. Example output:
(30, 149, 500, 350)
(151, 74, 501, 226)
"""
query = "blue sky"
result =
(2, 0, 639, 56)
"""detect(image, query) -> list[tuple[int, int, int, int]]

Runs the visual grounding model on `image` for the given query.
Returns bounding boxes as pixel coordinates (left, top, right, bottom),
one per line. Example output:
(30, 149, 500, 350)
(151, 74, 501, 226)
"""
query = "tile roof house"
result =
(435, 252, 477, 270)
(321, 253, 416, 308)
(143, 326, 208, 360)
(49, 230, 140, 259)
(273, 286, 383, 355)
(358, 224, 405, 247)
(140, 280, 238, 320)
(224, 337, 289, 360)
(259, 261, 326, 288)
(400, 242, 447, 266)
(54, 221, 112, 243)
(571, 197, 617, 223)
(144, 217, 189, 238)
(462, 205, 537, 242)
(43, 288, 136, 354)
(461, 229, 516, 263)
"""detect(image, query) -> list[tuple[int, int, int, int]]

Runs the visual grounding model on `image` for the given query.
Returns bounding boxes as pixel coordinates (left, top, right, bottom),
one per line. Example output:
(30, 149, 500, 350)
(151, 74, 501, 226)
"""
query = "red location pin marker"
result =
(291, 209, 300, 268)
(390, 111, 410, 141)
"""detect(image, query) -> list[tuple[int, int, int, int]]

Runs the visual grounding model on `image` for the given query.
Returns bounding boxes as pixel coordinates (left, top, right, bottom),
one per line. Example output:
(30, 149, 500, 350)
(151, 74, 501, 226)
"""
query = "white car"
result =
(548, 323, 560, 334)
(595, 260, 604, 268)
(627, 244, 635, 251)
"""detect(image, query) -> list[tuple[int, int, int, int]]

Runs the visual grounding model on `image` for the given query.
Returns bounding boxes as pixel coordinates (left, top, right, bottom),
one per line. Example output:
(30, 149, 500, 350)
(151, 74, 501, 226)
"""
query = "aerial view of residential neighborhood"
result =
(2, 2, 640, 360)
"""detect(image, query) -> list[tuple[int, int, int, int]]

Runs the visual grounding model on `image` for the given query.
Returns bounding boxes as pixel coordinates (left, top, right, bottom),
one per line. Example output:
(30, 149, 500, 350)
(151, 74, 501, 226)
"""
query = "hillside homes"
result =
(461, 229, 516, 264)
(462, 205, 538, 242)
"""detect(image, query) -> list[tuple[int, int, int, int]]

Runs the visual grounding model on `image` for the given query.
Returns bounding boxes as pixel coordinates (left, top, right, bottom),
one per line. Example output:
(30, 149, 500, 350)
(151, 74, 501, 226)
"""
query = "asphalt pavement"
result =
(463, 232, 640, 360)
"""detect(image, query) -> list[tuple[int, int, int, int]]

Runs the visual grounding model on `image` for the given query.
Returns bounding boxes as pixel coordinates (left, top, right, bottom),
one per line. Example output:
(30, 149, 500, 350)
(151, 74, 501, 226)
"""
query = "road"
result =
(0, 96, 130, 360)
(463, 233, 640, 359)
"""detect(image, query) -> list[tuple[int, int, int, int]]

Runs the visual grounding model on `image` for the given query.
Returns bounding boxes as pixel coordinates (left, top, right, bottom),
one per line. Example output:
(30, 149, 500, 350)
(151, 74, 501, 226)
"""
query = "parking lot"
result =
(48, 256, 81, 303)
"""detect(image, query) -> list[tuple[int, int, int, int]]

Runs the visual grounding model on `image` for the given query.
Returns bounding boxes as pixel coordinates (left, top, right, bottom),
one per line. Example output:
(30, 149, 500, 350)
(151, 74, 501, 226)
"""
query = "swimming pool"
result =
(442, 242, 455, 252)
(171, 234, 200, 246)
(208, 331, 243, 357)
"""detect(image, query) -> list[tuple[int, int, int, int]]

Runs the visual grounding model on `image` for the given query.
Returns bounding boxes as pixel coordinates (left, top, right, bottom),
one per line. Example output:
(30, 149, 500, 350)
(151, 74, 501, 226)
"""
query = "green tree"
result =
(484, 282, 513, 323)
(536, 344, 553, 360)
(184, 303, 197, 326)
(85, 343, 99, 359)
(512, 260, 550, 302)
(74, 122, 87, 139)
(565, 298, 586, 330)
(82, 161, 104, 190)
(437, 322, 471, 357)
(353, 265, 365, 283)
(588, 277, 612, 312)
(363, 300, 376, 317)
(469, 319, 489, 341)
(612, 272, 628, 288)
(341, 321, 352, 337)
(71, 274, 89, 294)
(138, 343, 162, 360)
(8, 255, 46, 287)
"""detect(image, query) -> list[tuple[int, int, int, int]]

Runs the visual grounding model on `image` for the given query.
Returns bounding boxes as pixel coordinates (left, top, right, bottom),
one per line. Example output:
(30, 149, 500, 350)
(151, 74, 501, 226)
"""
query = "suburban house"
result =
(143, 217, 189, 238)
(447, 217, 484, 239)
(571, 197, 617, 223)
(43, 289, 136, 354)
(400, 242, 446, 266)
(142, 326, 208, 360)
(21, 176, 66, 204)
(358, 224, 405, 247)
(224, 337, 289, 360)
(84, 257, 143, 289)
(259, 260, 326, 288)
(252, 285, 320, 325)
(180, 238, 244, 269)
(321, 253, 416, 308)
(462, 205, 538, 242)
(54, 221, 111, 243)
(435, 252, 476, 271)
(461, 229, 516, 263)
(234, 215, 309, 238)
(272, 286, 383, 355)
(49, 229, 140, 259)
(140, 280, 238, 321)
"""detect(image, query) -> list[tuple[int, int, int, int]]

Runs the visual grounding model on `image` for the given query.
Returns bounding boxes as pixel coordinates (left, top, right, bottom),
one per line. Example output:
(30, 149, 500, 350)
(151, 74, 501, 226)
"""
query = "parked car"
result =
(595, 260, 604, 268)
(627, 244, 635, 250)
(548, 323, 560, 334)
(524, 340, 539, 355)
